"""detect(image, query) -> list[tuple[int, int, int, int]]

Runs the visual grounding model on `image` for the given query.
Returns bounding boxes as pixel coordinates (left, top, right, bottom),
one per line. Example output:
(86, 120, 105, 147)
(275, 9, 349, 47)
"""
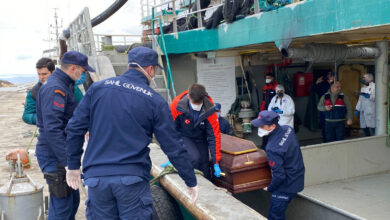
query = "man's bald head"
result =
(331, 81, 342, 94)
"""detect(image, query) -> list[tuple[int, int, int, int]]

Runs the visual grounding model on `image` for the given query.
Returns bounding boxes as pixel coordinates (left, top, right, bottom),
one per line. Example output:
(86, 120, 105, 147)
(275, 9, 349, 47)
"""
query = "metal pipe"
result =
(172, 0, 178, 33)
(196, 0, 202, 28)
(375, 41, 388, 135)
(152, 0, 175, 8)
(254, 0, 260, 13)
(282, 43, 379, 62)
(91, 0, 128, 27)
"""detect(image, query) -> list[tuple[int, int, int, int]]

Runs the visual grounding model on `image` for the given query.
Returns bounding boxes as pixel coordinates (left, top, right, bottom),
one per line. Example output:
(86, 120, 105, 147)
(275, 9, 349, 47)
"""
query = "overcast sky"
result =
(0, 0, 142, 76)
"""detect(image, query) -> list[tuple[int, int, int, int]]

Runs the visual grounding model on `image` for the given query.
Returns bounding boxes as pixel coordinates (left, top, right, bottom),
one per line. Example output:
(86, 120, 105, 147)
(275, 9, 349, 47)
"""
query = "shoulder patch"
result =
(54, 89, 65, 96)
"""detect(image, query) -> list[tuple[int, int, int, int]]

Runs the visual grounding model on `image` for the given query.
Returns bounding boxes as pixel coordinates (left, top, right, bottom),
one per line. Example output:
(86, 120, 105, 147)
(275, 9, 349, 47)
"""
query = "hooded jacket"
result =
(170, 91, 221, 164)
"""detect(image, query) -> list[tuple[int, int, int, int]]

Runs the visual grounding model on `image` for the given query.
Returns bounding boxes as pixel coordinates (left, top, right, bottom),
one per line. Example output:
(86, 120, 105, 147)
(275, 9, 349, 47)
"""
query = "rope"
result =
(150, 164, 204, 185)
(23, 127, 38, 167)
(26, 127, 38, 152)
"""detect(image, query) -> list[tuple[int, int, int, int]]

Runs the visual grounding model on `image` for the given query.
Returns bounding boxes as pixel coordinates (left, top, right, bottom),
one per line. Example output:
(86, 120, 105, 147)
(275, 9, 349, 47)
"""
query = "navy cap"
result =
(128, 46, 163, 68)
(61, 51, 95, 72)
(251, 110, 279, 127)
(215, 103, 221, 111)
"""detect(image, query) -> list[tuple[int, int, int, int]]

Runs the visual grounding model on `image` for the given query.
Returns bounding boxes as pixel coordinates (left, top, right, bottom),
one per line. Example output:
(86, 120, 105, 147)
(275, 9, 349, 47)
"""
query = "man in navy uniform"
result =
(36, 51, 95, 219)
(65, 47, 198, 219)
(251, 110, 305, 220)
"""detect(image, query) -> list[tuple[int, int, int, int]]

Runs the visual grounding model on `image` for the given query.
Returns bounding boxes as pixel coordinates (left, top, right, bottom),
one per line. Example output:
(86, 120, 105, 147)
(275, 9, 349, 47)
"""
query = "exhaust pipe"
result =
(281, 43, 379, 61)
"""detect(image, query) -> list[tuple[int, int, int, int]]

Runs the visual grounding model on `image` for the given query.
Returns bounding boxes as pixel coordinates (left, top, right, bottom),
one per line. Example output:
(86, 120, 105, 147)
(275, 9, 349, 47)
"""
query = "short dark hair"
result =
(188, 83, 206, 103)
(36, 58, 55, 72)
(61, 63, 74, 71)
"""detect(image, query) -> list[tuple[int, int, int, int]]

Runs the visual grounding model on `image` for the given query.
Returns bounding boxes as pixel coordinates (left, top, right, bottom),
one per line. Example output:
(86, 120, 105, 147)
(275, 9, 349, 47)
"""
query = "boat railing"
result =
(94, 34, 142, 52)
(148, 0, 305, 35)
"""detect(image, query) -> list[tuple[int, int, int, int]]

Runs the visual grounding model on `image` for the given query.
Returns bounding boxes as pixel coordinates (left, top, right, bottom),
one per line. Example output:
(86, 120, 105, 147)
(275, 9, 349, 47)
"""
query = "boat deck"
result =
(302, 171, 390, 220)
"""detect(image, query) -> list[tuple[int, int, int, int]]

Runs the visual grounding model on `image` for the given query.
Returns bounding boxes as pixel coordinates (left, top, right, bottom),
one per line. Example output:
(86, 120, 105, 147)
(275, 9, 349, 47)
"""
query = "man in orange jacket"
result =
(170, 83, 222, 180)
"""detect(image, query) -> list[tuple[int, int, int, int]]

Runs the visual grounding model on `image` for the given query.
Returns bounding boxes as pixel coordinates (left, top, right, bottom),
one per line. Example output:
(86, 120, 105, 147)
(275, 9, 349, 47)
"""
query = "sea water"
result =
(0, 74, 37, 84)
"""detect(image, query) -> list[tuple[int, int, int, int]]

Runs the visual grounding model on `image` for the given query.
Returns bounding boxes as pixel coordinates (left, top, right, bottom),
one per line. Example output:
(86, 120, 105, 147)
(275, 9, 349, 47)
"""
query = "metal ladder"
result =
(151, 11, 177, 102)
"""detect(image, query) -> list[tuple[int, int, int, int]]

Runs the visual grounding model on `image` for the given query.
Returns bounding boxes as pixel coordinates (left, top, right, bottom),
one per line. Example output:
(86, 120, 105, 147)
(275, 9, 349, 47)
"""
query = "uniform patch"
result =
(269, 160, 275, 167)
(54, 99, 65, 108)
(185, 119, 190, 124)
(54, 89, 65, 96)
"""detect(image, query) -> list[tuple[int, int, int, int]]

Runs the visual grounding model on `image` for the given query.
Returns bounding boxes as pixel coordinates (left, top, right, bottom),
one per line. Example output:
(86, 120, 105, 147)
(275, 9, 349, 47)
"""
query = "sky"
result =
(0, 0, 142, 76)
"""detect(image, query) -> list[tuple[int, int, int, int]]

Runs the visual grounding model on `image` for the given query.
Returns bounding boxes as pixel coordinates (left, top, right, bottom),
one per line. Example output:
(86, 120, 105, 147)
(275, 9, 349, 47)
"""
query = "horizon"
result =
(0, 74, 37, 84)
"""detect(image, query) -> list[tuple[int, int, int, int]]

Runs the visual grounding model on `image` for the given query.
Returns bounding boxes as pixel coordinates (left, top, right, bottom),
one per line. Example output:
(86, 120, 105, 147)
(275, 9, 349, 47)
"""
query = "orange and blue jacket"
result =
(170, 91, 221, 164)
(260, 81, 278, 111)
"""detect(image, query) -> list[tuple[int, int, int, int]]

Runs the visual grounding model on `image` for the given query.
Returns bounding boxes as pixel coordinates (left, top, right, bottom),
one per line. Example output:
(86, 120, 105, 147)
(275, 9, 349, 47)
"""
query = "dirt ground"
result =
(0, 84, 87, 219)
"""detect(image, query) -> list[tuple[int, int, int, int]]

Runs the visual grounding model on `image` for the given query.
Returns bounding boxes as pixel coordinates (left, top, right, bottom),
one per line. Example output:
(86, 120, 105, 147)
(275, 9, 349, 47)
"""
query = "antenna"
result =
(43, 8, 63, 58)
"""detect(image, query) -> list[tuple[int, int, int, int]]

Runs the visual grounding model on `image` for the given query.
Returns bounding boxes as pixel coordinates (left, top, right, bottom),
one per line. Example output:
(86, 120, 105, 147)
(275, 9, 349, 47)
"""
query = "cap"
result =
(128, 46, 163, 69)
(61, 51, 95, 72)
(251, 110, 279, 127)
(215, 103, 221, 111)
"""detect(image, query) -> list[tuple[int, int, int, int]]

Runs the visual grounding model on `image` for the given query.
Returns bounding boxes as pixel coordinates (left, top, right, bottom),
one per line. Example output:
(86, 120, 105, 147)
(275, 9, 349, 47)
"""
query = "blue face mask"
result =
(75, 72, 86, 86)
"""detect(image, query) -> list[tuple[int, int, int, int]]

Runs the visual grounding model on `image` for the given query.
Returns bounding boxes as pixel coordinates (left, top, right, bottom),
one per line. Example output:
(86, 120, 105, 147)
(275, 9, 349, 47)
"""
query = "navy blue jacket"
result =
(65, 69, 197, 187)
(36, 68, 77, 167)
(170, 91, 221, 164)
(265, 125, 305, 193)
(219, 117, 233, 135)
(313, 81, 330, 97)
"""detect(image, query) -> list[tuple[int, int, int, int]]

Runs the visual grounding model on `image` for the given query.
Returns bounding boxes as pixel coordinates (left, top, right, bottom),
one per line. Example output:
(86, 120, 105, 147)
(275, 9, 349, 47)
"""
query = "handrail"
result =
(152, 15, 177, 97)
(94, 34, 141, 51)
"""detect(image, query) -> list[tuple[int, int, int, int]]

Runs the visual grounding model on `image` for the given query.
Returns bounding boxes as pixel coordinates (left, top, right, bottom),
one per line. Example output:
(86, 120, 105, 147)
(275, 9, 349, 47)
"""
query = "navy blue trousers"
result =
(325, 121, 345, 142)
(268, 192, 296, 220)
(84, 175, 153, 220)
(36, 155, 80, 220)
(320, 112, 327, 142)
(363, 127, 375, 136)
(182, 136, 211, 179)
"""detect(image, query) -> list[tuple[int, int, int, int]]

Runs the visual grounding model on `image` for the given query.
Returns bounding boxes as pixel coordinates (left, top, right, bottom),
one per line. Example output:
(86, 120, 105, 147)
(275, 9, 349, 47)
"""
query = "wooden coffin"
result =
(212, 134, 271, 194)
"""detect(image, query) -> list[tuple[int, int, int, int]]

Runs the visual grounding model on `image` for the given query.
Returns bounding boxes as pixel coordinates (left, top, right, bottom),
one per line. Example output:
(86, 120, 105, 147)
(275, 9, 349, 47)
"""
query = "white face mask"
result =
(265, 79, 272, 84)
(258, 128, 272, 137)
(129, 62, 157, 87)
(190, 102, 203, 111)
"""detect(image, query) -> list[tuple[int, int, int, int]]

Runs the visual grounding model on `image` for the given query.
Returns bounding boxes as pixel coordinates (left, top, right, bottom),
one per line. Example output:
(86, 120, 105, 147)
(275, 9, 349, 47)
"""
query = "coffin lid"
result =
(221, 134, 258, 155)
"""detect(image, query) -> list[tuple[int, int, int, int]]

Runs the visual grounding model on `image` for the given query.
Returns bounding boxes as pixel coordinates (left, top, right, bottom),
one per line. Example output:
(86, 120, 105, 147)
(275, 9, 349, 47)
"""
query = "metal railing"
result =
(94, 34, 142, 51)
(141, 0, 187, 20)
(147, 0, 261, 33)
(143, 0, 305, 34)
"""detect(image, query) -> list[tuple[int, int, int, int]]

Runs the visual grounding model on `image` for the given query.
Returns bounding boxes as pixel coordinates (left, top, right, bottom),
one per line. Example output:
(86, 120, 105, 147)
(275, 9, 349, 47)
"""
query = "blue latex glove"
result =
(354, 110, 359, 117)
(213, 164, 221, 178)
(75, 72, 86, 86)
(275, 109, 283, 114)
(362, 93, 370, 99)
(160, 161, 171, 168)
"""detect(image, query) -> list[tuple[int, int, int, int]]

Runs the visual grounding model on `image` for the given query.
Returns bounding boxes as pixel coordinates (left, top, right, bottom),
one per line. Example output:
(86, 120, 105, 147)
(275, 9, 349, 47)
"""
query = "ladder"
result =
(151, 13, 177, 101)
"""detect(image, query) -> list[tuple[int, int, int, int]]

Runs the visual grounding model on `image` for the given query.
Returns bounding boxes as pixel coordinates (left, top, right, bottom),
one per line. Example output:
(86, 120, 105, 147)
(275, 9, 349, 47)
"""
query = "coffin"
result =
(212, 134, 271, 194)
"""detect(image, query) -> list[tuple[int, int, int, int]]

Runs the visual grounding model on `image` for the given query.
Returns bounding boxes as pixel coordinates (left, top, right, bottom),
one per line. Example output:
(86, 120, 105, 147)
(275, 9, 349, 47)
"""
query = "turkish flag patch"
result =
(269, 160, 275, 167)
(54, 100, 65, 108)
(185, 119, 191, 124)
